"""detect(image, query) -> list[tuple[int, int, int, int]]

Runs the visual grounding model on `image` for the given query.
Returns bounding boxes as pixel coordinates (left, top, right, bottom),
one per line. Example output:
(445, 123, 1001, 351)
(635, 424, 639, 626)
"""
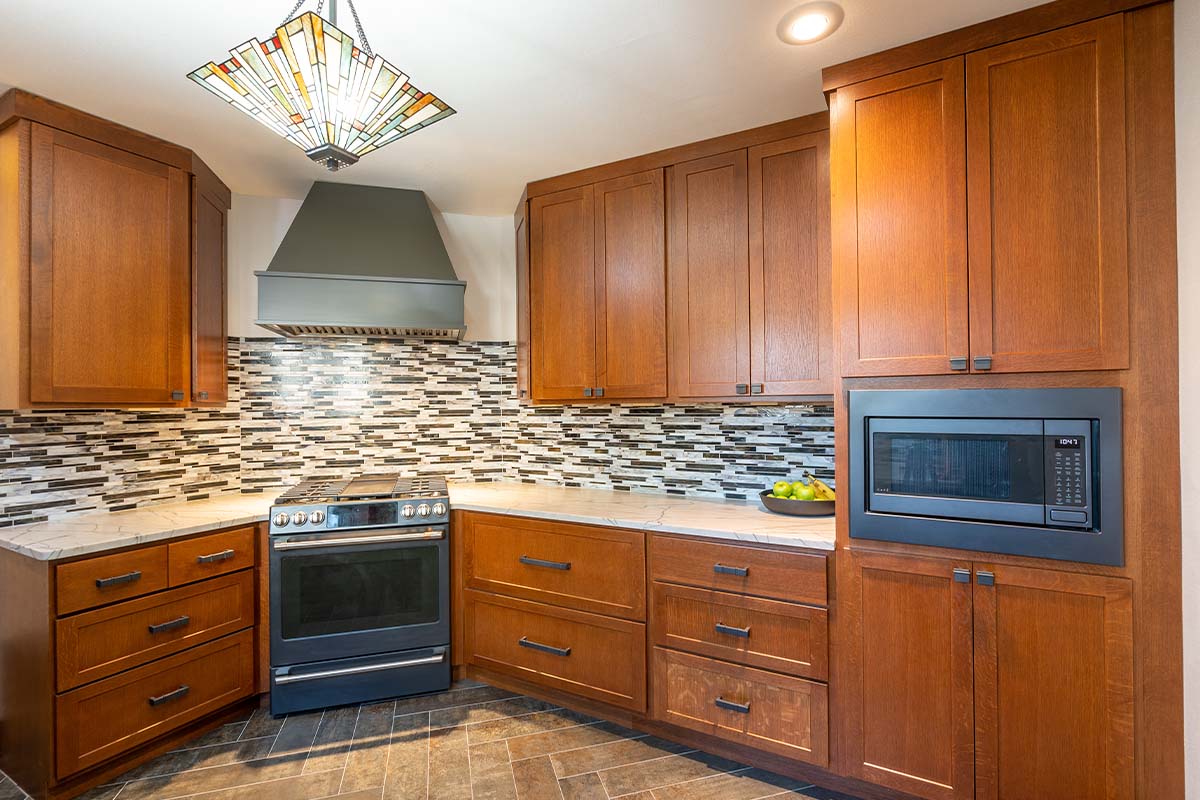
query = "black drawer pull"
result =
(715, 622, 751, 639)
(148, 615, 191, 635)
(713, 563, 749, 577)
(148, 685, 190, 707)
(715, 697, 751, 714)
(519, 555, 572, 571)
(518, 637, 571, 657)
(95, 570, 142, 589)
(196, 549, 236, 564)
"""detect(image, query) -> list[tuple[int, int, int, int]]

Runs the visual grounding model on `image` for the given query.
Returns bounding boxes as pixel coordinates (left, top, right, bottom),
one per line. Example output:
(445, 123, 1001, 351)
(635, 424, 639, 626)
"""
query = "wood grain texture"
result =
(749, 131, 833, 395)
(650, 582, 829, 680)
(255, 522, 271, 695)
(463, 589, 647, 711)
(966, 15, 1129, 373)
(649, 534, 827, 606)
(56, 545, 170, 616)
(166, 526, 255, 587)
(831, 59, 969, 377)
(190, 169, 229, 405)
(650, 647, 829, 767)
(461, 512, 646, 620)
(593, 169, 668, 399)
(667, 151, 751, 398)
(0, 120, 30, 409)
(514, 193, 531, 400)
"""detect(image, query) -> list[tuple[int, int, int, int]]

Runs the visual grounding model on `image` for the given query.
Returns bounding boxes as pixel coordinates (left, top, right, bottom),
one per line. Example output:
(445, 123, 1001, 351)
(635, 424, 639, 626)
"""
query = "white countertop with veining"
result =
(0, 482, 836, 561)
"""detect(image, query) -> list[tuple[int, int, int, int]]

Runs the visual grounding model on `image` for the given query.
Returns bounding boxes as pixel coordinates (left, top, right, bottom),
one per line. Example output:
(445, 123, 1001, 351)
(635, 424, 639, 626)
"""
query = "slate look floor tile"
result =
(0, 682, 863, 800)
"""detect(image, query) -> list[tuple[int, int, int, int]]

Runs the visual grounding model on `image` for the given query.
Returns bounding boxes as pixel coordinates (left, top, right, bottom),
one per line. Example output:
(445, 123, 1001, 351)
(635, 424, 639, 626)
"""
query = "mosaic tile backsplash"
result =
(0, 338, 834, 527)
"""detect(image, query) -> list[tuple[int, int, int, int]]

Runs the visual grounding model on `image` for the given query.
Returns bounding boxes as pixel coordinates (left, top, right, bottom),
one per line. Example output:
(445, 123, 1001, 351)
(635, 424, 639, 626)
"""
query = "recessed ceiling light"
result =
(777, 2, 844, 45)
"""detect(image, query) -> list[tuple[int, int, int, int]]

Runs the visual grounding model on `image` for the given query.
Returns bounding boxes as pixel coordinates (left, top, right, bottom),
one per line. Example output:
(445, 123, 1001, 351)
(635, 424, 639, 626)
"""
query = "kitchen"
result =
(0, 1, 1193, 799)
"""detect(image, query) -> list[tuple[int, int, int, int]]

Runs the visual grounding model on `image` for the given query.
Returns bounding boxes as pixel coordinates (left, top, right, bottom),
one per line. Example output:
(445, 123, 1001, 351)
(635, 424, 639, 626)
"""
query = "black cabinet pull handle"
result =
(148, 685, 190, 707)
(949, 357, 968, 371)
(518, 637, 571, 657)
(715, 623, 751, 638)
(953, 568, 971, 584)
(976, 571, 995, 586)
(148, 615, 191, 635)
(583, 387, 594, 397)
(973, 356, 993, 371)
(750, 384, 764, 395)
(198, 390, 209, 400)
(196, 549, 236, 564)
(713, 563, 749, 577)
(96, 570, 142, 589)
(171, 390, 184, 401)
(594, 387, 605, 397)
(734, 384, 749, 395)
(714, 697, 751, 714)
(519, 555, 572, 571)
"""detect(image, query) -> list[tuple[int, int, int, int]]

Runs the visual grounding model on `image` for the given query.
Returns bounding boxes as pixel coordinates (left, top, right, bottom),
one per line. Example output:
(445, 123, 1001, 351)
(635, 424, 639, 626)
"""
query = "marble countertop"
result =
(0, 482, 836, 561)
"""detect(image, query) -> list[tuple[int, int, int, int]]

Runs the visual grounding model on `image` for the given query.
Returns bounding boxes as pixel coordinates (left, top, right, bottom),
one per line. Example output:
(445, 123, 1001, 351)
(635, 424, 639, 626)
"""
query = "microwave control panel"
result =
(1043, 420, 1094, 529)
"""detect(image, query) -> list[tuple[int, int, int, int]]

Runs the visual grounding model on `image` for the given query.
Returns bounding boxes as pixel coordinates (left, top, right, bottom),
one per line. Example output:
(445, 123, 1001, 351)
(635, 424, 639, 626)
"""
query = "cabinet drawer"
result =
(57, 546, 169, 616)
(650, 534, 827, 606)
(651, 582, 828, 680)
(56, 571, 255, 691)
(651, 648, 828, 767)
(464, 590, 646, 711)
(168, 526, 256, 586)
(56, 629, 255, 778)
(463, 513, 646, 620)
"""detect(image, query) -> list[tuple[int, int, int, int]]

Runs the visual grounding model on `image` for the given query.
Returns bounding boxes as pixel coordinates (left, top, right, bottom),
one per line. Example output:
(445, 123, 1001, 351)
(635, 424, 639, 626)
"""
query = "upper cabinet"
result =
(0, 90, 230, 408)
(831, 16, 1131, 377)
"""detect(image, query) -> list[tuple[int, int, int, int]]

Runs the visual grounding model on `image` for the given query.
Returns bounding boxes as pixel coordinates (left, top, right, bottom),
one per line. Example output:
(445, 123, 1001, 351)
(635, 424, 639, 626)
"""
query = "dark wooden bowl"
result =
(759, 490, 835, 517)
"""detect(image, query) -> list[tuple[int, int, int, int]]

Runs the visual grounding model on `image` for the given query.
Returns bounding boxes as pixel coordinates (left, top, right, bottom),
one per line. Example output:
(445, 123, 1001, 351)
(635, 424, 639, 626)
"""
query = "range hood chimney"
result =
(255, 182, 466, 340)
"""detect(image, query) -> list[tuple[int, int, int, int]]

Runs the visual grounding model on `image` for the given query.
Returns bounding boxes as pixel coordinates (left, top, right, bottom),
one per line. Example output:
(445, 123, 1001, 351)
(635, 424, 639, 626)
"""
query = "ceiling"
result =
(0, 0, 1041, 215)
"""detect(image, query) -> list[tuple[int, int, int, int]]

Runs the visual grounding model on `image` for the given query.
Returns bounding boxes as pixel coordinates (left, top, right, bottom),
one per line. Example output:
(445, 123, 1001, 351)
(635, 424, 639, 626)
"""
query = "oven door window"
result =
(279, 544, 440, 640)
(872, 432, 1044, 504)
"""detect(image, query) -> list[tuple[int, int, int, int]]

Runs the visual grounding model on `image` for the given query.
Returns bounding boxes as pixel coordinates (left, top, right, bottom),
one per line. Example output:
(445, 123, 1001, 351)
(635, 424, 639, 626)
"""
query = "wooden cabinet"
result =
(832, 16, 1131, 377)
(649, 534, 828, 606)
(841, 550, 1134, 800)
(190, 164, 230, 405)
(166, 526, 255, 587)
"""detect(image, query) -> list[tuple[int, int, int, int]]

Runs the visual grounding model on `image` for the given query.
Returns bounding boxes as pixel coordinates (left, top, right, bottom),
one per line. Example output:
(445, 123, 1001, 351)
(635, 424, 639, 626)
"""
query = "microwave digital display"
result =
(1055, 437, 1082, 449)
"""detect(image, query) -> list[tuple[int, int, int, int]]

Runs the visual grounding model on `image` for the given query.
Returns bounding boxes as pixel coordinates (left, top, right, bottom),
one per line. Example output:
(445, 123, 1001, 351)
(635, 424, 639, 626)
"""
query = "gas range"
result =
(269, 473, 449, 534)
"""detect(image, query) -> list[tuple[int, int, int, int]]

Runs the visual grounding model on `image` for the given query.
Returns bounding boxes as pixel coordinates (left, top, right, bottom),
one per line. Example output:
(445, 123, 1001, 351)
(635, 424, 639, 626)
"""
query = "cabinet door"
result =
(842, 550, 974, 800)
(668, 151, 751, 398)
(832, 59, 969, 377)
(29, 125, 190, 404)
(749, 132, 832, 395)
(594, 170, 667, 398)
(972, 564, 1133, 800)
(966, 17, 1128, 373)
(515, 199, 531, 400)
(530, 185, 597, 400)
(191, 175, 227, 405)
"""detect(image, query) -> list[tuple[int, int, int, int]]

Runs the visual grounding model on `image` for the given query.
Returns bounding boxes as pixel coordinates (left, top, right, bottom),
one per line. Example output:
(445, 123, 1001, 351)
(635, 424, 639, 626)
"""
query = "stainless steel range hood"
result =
(255, 182, 466, 340)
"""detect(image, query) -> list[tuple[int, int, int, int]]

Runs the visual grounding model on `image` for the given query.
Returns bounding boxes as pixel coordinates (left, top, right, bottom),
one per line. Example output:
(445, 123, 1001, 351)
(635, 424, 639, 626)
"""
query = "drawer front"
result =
(168, 526, 256, 586)
(464, 589, 646, 711)
(650, 534, 828, 606)
(56, 629, 255, 778)
(463, 513, 646, 620)
(651, 582, 828, 680)
(651, 647, 829, 766)
(57, 546, 169, 616)
(57, 571, 256, 691)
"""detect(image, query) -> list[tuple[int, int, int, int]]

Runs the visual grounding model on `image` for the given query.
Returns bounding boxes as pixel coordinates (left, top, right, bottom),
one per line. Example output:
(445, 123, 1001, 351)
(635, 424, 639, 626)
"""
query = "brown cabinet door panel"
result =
(668, 151, 751, 397)
(966, 17, 1129, 373)
(515, 200, 531, 399)
(650, 534, 827, 607)
(167, 526, 256, 587)
(191, 176, 228, 404)
(57, 546, 170, 616)
(29, 124, 190, 404)
(832, 59, 969, 377)
(749, 132, 833, 395)
(530, 185, 597, 399)
(594, 169, 667, 398)
(972, 564, 1133, 800)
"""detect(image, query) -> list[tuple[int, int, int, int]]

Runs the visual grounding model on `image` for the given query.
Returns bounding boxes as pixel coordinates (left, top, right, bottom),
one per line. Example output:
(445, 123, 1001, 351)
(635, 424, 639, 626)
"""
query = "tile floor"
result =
(0, 681, 864, 800)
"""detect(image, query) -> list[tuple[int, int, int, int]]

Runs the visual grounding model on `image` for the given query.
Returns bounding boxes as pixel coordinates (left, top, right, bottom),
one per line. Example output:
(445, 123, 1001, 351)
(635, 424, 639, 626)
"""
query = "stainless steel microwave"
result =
(848, 388, 1123, 566)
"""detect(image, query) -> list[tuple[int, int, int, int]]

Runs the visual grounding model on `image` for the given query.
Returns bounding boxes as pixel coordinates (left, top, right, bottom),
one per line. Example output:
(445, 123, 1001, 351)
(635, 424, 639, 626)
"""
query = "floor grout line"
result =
(555, 744, 699, 780)
(336, 702, 366, 797)
(299, 709, 327, 773)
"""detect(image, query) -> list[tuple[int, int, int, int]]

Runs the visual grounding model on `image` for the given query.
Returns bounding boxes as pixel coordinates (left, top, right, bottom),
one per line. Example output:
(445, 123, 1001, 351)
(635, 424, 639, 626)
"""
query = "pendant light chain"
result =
(279, 0, 328, 28)
(345, 0, 373, 57)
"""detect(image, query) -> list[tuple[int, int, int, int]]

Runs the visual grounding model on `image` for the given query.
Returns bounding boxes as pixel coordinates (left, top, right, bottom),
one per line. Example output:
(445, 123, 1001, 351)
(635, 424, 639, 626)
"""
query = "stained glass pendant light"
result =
(188, 0, 454, 171)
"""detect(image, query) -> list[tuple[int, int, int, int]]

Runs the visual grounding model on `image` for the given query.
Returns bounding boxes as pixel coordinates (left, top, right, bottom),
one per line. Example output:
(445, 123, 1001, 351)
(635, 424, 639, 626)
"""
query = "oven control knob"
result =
(416, 503, 432, 517)
(309, 510, 326, 525)
(272, 512, 291, 527)
(291, 511, 308, 526)
(432, 502, 447, 516)
(401, 504, 417, 519)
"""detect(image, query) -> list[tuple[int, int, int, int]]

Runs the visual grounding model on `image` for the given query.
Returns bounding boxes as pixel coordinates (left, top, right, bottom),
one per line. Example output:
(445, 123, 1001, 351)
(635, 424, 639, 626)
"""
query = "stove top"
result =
(275, 474, 448, 505)
(270, 473, 450, 533)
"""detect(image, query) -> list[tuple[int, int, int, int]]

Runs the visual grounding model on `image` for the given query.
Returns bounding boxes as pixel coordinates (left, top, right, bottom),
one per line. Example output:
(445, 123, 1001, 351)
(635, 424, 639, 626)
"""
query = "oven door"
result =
(270, 525, 449, 667)
(867, 418, 1047, 525)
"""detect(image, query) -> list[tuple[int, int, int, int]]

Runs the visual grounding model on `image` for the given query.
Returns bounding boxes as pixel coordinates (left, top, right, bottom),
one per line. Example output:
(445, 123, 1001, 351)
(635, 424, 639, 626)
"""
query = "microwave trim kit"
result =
(848, 387, 1123, 566)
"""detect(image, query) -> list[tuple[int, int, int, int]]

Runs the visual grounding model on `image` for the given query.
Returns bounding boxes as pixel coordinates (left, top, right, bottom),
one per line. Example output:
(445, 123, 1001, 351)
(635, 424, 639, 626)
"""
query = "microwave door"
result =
(867, 418, 1046, 526)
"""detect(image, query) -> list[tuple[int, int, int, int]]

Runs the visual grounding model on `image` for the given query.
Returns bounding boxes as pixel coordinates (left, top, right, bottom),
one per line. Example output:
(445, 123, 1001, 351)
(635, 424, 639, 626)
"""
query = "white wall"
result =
(1180, 0, 1200, 794)
(226, 193, 516, 342)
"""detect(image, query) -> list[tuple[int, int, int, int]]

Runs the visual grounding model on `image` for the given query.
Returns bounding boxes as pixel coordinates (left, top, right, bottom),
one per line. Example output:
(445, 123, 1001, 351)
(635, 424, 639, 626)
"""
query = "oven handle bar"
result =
(273, 529, 445, 550)
(274, 652, 446, 685)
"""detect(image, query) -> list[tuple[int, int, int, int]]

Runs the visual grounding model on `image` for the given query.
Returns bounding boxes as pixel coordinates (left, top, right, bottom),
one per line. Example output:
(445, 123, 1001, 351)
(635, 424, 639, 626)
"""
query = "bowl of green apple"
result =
(759, 473, 835, 517)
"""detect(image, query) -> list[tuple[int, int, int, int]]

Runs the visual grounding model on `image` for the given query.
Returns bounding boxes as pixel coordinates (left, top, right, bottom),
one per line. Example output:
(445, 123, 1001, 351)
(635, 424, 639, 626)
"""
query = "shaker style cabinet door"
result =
(831, 58, 969, 377)
(530, 185, 598, 400)
(191, 173, 228, 405)
(28, 124, 190, 405)
(965, 16, 1129, 373)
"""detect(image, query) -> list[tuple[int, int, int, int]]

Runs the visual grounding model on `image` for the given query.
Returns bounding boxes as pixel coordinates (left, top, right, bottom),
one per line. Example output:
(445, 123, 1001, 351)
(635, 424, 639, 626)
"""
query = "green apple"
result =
(772, 481, 792, 497)
(792, 482, 817, 501)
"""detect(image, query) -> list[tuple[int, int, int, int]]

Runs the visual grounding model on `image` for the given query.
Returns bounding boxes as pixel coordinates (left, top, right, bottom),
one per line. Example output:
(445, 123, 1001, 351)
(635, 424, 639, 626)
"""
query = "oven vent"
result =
(256, 322, 465, 341)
